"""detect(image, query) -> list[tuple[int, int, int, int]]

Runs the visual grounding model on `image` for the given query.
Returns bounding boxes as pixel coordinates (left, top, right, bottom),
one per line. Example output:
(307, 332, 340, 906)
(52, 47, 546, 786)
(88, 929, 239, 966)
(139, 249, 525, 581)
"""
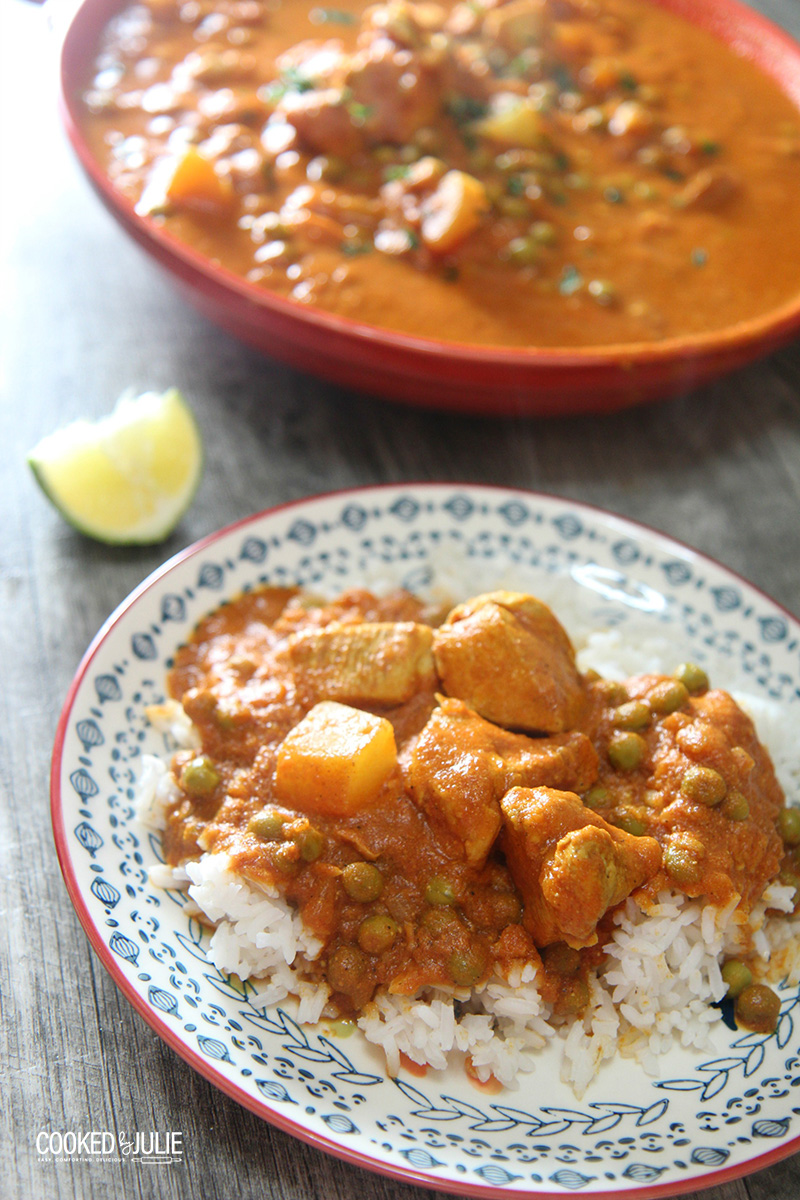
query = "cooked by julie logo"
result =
(36, 1129, 183, 1164)
(118, 1131, 183, 1162)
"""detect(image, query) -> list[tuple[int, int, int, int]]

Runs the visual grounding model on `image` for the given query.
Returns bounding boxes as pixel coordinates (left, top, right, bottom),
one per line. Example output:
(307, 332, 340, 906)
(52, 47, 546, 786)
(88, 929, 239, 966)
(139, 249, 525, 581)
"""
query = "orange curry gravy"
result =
(78, 0, 800, 348)
(162, 585, 797, 1019)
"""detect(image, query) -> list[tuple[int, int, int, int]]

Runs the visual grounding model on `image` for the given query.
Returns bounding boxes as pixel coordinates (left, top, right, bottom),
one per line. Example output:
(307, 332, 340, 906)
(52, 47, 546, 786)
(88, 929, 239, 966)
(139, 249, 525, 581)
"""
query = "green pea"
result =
(608, 731, 646, 771)
(663, 837, 704, 884)
(778, 807, 800, 846)
(449, 945, 488, 987)
(778, 867, 800, 907)
(306, 153, 347, 182)
(505, 235, 540, 265)
(327, 944, 368, 993)
(180, 755, 220, 796)
(341, 862, 384, 903)
(299, 828, 325, 862)
(721, 958, 753, 999)
(597, 680, 629, 706)
(587, 279, 617, 306)
(530, 219, 557, 245)
(248, 809, 286, 840)
(614, 813, 647, 837)
(498, 195, 531, 218)
(673, 662, 709, 694)
(213, 700, 239, 730)
(647, 679, 689, 715)
(328, 1019, 356, 1038)
(357, 914, 399, 954)
(681, 765, 727, 806)
(734, 983, 781, 1033)
(421, 906, 463, 937)
(555, 976, 590, 1015)
(425, 876, 457, 906)
(613, 700, 651, 731)
(543, 942, 581, 975)
(583, 785, 610, 809)
(491, 891, 522, 925)
(723, 789, 750, 821)
(270, 842, 300, 876)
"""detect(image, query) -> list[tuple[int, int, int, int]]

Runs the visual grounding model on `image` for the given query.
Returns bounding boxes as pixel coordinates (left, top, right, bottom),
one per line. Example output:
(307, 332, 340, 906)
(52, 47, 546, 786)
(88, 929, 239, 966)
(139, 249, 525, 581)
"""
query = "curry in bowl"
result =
(77, 0, 800, 349)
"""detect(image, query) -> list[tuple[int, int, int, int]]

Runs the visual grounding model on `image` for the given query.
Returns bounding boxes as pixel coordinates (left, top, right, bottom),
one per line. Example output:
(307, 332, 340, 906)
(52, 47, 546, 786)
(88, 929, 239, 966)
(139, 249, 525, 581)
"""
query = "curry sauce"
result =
(78, 0, 800, 347)
(161, 586, 796, 1020)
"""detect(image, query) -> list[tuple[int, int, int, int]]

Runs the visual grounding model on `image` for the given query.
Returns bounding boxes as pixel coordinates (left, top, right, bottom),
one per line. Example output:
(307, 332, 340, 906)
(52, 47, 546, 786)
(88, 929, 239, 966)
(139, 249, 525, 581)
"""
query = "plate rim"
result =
(51, 481, 800, 1198)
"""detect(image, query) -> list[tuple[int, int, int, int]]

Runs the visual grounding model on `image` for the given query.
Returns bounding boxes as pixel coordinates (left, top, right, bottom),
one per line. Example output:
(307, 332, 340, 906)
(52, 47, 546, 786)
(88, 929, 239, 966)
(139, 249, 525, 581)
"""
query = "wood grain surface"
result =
(3, 1, 800, 1197)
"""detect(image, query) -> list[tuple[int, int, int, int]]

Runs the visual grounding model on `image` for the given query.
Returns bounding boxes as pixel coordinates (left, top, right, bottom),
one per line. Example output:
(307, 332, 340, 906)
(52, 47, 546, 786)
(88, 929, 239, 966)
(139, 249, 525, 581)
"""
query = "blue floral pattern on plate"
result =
(52, 485, 800, 1197)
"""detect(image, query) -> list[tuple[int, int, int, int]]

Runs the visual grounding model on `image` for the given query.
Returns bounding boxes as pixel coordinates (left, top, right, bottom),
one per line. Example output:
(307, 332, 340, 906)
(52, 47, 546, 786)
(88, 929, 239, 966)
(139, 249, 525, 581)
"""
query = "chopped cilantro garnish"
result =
(447, 94, 489, 124)
(347, 101, 373, 126)
(383, 164, 411, 181)
(552, 65, 575, 93)
(280, 66, 316, 94)
(341, 241, 372, 256)
(263, 80, 288, 102)
(701, 139, 721, 156)
(507, 174, 525, 196)
(691, 248, 708, 266)
(309, 7, 357, 24)
(559, 264, 583, 295)
(603, 186, 625, 204)
(618, 71, 638, 91)
(661, 166, 686, 183)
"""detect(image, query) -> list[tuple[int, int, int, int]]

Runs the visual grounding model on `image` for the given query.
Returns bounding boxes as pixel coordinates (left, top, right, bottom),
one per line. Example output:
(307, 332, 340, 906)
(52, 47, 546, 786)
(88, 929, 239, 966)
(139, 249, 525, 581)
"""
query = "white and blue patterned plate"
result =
(52, 484, 800, 1198)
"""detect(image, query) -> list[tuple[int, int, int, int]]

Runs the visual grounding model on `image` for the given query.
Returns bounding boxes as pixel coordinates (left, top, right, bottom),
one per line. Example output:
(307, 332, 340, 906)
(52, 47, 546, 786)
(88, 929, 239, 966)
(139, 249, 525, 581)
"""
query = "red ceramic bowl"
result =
(59, 0, 800, 417)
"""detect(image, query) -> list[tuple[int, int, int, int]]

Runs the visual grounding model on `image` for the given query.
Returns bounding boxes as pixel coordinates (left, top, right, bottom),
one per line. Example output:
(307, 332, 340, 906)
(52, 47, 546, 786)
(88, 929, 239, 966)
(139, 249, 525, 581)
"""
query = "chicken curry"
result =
(162, 586, 797, 1029)
(78, 0, 800, 347)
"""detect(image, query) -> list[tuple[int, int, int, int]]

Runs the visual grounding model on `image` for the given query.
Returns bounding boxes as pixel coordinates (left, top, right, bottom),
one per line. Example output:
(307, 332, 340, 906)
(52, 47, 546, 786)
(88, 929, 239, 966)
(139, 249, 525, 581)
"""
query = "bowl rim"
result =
(58, 0, 800, 371)
(51, 481, 800, 1199)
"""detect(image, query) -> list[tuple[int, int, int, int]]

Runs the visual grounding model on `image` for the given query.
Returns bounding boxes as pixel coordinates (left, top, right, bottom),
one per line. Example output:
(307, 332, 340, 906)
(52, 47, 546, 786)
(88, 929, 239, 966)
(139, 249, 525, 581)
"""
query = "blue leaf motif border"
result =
(52, 485, 800, 1197)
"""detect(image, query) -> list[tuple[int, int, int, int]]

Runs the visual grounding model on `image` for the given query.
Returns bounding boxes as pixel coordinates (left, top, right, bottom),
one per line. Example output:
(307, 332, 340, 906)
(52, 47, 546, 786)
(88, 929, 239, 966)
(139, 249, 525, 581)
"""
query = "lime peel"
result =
(28, 388, 203, 545)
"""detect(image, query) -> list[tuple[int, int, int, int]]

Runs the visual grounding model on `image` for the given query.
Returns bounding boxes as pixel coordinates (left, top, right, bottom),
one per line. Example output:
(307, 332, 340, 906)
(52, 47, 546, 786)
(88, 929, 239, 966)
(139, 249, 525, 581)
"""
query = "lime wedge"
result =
(28, 388, 203, 544)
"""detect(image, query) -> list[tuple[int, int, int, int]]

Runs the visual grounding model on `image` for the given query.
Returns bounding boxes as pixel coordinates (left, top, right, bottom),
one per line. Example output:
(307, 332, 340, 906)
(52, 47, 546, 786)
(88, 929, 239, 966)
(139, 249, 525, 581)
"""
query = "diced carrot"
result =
(420, 170, 489, 254)
(165, 146, 234, 215)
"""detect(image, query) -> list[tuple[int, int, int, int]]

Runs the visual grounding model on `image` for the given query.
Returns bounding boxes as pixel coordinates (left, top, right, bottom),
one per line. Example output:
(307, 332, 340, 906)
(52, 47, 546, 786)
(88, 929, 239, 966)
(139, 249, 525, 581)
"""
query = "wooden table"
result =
(4, 1, 800, 1196)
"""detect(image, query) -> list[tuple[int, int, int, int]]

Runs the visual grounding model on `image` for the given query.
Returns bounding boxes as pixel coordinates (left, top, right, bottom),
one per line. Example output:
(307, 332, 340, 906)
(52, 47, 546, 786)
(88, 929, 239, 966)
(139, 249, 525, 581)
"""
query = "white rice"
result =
(136, 617, 800, 1095)
(134, 752, 181, 833)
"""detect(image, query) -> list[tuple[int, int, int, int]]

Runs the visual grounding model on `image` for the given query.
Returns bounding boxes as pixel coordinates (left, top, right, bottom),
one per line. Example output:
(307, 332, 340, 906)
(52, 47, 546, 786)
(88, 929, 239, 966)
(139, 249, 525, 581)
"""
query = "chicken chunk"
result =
(276, 87, 365, 157)
(345, 40, 443, 144)
(482, 0, 546, 52)
(500, 786, 661, 947)
(280, 620, 436, 705)
(433, 592, 586, 734)
(407, 696, 597, 866)
(677, 166, 740, 211)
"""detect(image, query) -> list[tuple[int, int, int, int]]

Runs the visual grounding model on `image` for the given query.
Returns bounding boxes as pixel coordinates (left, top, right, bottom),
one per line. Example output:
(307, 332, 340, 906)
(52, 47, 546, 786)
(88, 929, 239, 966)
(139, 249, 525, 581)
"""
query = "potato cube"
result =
(475, 96, 547, 149)
(275, 701, 397, 816)
(482, 0, 545, 53)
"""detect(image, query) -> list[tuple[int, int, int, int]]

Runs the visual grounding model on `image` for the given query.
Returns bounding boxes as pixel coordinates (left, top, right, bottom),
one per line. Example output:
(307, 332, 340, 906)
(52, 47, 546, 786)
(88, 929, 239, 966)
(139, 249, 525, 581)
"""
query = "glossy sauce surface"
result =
(163, 586, 793, 1018)
(78, 0, 800, 347)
